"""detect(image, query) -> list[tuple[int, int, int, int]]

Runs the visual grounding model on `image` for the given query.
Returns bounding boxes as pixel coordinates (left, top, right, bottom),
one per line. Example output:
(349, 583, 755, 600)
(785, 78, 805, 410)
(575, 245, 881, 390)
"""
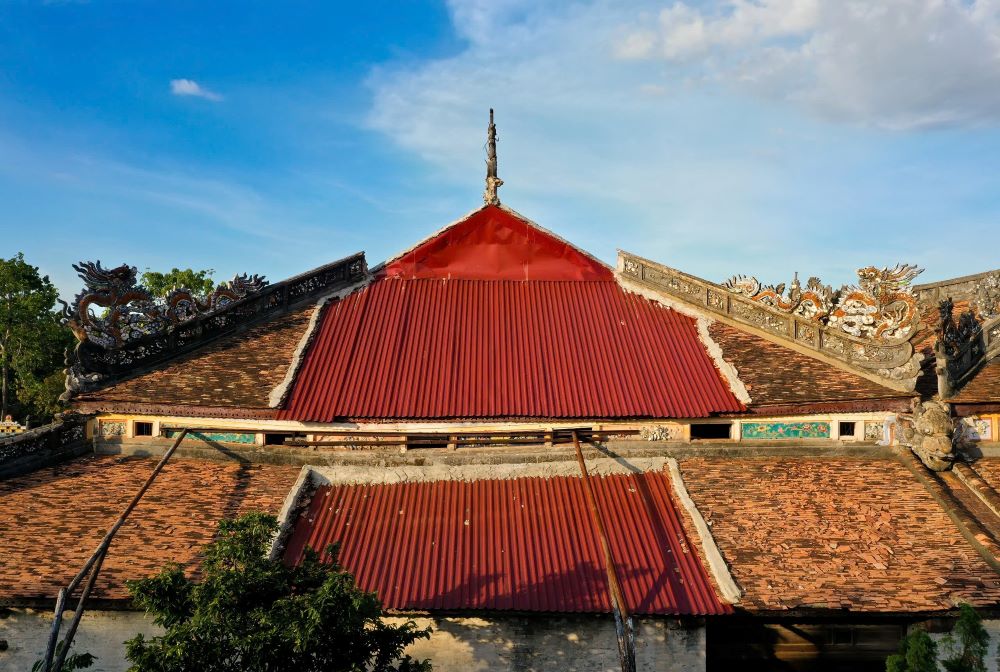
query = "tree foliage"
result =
(0, 253, 72, 423)
(887, 604, 989, 672)
(124, 512, 431, 672)
(140, 268, 215, 298)
(887, 627, 938, 672)
(941, 603, 989, 672)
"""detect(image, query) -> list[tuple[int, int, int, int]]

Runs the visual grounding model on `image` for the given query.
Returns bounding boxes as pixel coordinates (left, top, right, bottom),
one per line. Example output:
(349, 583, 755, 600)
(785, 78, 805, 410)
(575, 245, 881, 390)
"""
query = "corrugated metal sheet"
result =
(278, 279, 744, 421)
(282, 472, 731, 615)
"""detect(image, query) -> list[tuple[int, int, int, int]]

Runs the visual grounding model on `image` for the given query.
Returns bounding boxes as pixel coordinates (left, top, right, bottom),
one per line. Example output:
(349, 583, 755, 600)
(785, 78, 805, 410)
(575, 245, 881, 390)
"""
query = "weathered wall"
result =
(0, 609, 705, 672)
(0, 608, 160, 672)
(387, 616, 706, 672)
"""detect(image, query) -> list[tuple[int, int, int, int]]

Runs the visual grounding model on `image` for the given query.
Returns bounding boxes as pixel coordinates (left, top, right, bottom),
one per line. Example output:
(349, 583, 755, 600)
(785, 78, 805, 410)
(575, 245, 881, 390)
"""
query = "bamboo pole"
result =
(44, 428, 189, 671)
(572, 431, 637, 672)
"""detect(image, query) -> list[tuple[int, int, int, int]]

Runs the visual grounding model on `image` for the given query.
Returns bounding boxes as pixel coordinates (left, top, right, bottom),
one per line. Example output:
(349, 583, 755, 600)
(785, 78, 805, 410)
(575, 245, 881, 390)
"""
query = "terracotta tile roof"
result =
(283, 472, 731, 615)
(951, 358, 1000, 404)
(77, 305, 314, 409)
(677, 457, 1000, 612)
(0, 455, 299, 603)
(707, 323, 908, 408)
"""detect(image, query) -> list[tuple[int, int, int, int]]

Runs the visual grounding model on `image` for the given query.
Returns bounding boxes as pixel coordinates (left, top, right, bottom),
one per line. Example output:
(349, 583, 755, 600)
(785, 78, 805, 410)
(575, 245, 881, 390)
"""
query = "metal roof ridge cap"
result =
(665, 458, 743, 604)
(308, 457, 673, 487)
(267, 278, 372, 408)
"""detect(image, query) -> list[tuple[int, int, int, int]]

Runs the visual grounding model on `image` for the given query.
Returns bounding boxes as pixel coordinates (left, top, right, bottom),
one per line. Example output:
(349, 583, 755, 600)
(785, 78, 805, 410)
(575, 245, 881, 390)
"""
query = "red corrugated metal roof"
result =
(282, 471, 731, 615)
(278, 205, 743, 421)
(278, 279, 743, 420)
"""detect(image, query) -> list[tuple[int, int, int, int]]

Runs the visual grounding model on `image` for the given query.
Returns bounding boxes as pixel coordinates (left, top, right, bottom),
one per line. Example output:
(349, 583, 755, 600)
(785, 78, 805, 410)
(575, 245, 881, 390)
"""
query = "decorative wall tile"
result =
(741, 421, 830, 440)
(960, 417, 992, 442)
(640, 425, 682, 441)
(164, 429, 256, 444)
(99, 421, 126, 438)
(864, 422, 885, 442)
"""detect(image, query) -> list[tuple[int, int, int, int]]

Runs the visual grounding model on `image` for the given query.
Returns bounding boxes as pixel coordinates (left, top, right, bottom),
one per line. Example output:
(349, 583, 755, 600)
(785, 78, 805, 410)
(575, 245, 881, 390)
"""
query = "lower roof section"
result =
(279, 279, 745, 422)
(0, 455, 299, 604)
(282, 471, 731, 615)
(677, 457, 1000, 612)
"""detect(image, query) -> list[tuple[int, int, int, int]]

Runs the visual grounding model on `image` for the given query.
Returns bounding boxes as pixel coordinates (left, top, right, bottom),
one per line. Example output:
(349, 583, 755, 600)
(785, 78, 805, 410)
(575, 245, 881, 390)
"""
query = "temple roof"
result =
(73, 204, 921, 419)
(276, 205, 745, 421)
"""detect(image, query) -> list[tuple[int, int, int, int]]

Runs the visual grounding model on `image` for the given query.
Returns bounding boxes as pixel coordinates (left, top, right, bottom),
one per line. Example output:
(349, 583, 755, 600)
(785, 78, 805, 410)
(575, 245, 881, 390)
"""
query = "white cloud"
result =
(618, 0, 1000, 130)
(364, 0, 1000, 284)
(170, 78, 223, 102)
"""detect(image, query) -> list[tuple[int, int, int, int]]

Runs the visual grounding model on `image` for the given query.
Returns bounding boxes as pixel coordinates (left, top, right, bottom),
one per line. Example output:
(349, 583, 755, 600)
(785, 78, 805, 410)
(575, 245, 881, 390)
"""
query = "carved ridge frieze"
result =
(725, 264, 922, 342)
(619, 252, 920, 389)
(60, 253, 368, 400)
(975, 272, 1000, 320)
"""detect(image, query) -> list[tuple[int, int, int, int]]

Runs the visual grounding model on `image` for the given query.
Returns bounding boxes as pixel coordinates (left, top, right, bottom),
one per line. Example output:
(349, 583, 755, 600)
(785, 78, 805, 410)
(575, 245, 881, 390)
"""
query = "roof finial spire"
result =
(484, 108, 502, 206)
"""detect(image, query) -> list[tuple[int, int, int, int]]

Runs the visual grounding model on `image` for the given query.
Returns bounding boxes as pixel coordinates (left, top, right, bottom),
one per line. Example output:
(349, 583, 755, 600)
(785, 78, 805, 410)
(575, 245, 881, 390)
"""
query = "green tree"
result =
(140, 268, 215, 298)
(0, 253, 72, 423)
(125, 512, 431, 672)
(941, 603, 989, 672)
(887, 627, 938, 672)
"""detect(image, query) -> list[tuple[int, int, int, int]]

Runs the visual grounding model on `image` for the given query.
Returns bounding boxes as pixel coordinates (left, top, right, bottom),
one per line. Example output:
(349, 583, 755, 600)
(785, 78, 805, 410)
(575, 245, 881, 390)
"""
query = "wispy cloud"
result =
(616, 0, 1000, 131)
(170, 78, 223, 102)
(364, 0, 1000, 284)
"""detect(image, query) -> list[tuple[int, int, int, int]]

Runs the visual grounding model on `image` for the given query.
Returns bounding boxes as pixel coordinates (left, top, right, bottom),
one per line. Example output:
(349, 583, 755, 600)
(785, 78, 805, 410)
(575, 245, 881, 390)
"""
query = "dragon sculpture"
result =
(828, 264, 923, 341)
(723, 273, 835, 322)
(60, 262, 163, 348)
(59, 262, 268, 349)
(59, 261, 268, 399)
(936, 298, 980, 356)
(725, 264, 923, 342)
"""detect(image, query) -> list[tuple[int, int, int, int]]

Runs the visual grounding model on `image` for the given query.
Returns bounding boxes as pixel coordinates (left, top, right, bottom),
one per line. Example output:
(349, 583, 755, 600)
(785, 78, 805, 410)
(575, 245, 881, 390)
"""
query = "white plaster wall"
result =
(1, 610, 705, 672)
(0, 609, 160, 672)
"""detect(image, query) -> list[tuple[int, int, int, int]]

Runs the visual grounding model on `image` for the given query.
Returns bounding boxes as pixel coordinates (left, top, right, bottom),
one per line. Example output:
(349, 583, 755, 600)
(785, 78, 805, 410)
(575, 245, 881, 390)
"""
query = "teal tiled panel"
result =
(164, 429, 256, 444)
(741, 421, 831, 440)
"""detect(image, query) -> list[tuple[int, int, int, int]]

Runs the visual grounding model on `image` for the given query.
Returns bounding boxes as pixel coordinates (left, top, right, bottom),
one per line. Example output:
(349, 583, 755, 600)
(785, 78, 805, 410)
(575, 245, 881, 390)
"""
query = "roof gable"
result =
(380, 205, 612, 281)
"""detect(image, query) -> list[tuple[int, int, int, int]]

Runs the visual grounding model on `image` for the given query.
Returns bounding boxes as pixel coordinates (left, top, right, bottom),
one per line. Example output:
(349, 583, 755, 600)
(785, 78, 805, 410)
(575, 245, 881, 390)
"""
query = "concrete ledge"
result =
(95, 437, 895, 468)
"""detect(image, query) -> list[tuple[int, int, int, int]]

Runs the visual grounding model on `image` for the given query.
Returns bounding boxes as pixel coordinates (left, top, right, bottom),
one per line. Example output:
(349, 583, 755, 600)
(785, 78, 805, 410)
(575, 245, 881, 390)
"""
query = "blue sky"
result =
(2, 0, 1000, 300)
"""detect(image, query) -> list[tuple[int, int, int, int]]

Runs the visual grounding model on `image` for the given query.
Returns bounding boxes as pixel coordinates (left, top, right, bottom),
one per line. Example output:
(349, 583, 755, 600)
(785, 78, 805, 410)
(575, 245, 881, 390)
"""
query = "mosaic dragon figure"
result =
(723, 273, 836, 322)
(59, 262, 162, 348)
(59, 261, 268, 349)
(828, 264, 922, 341)
(724, 264, 923, 342)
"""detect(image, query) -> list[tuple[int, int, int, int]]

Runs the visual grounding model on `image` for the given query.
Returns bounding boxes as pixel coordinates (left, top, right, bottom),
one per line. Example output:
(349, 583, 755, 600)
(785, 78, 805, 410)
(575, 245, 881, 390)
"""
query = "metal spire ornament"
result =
(484, 108, 503, 206)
